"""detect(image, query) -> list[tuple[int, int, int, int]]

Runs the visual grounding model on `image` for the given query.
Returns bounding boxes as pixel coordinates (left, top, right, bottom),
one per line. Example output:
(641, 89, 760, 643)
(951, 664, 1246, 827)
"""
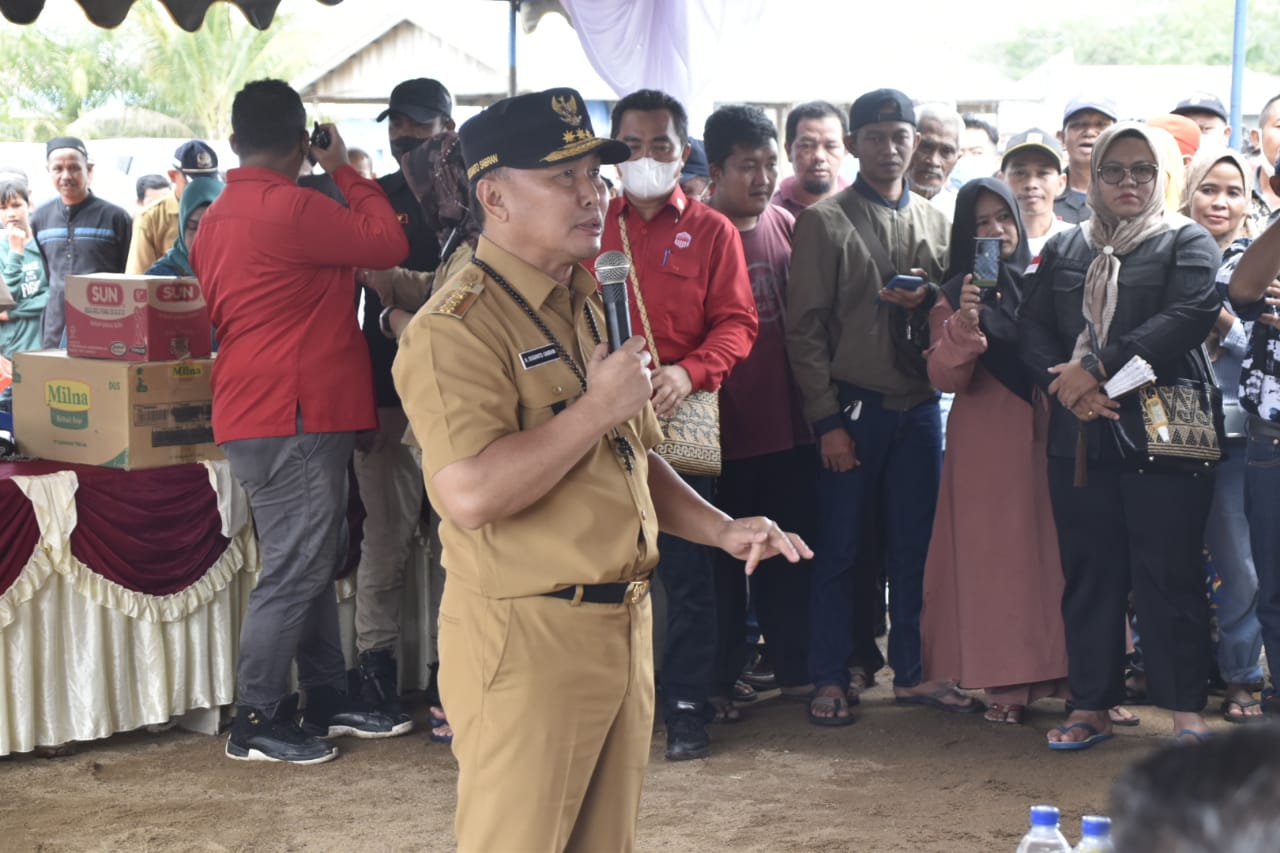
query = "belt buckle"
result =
(624, 579, 649, 605)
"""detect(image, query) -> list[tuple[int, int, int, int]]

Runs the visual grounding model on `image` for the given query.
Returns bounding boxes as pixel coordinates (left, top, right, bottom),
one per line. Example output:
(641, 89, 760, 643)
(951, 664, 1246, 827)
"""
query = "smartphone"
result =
(973, 237, 1001, 304)
(885, 274, 925, 291)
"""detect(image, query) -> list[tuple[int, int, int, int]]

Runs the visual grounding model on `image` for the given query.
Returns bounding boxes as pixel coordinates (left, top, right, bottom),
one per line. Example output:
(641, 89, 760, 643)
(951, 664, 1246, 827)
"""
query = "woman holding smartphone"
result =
(1019, 123, 1222, 749)
(920, 178, 1070, 726)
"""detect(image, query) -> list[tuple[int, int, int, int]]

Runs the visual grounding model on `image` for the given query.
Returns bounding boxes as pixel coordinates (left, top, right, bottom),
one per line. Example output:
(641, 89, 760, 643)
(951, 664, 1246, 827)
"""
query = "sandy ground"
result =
(0, 676, 1213, 853)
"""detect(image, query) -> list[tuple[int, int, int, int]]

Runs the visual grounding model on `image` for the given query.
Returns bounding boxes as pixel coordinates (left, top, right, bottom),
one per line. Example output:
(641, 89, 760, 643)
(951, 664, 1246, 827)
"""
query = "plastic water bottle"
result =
(1072, 815, 1114, 852)
(1016, 805, 1071, 852)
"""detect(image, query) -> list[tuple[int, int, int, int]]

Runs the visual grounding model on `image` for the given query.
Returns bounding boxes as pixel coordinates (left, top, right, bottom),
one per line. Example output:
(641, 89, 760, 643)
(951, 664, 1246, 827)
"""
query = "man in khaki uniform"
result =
(393, 87, 811, 853)
(126, 139, 219, 274)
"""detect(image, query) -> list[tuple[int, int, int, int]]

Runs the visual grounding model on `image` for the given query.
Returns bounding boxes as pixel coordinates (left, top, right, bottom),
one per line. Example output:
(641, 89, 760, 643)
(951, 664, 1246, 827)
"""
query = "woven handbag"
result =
(618, 216, 721, 477)
(1108, 346, 1224, 473)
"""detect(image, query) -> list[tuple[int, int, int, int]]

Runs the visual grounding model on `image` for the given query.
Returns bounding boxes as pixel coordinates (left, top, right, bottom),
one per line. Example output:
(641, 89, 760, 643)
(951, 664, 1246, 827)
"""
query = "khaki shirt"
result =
(393, 236, 663, 598)
(126, 195, 179, 274)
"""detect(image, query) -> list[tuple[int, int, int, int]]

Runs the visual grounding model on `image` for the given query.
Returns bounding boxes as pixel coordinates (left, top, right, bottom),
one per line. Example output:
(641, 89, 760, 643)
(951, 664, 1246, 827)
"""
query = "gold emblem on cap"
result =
(552, 94, 583, 127)
(196, 151, 213, 169)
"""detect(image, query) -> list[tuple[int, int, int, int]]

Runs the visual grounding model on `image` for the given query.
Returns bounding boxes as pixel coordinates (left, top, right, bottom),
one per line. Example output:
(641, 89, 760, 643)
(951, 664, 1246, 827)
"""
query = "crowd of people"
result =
(5, 73, 1280, 850)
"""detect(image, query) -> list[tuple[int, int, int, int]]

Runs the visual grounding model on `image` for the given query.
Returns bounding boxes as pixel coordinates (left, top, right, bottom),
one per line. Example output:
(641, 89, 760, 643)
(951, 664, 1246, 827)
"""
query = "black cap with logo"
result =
(172, 139, 219, 175)
(849, 89, 916, 133)
(459, 87, 630, 182)
(1001, 129, 1064, 170)
(1172, 92, 1229, 123)
(377, 78, 453, 124)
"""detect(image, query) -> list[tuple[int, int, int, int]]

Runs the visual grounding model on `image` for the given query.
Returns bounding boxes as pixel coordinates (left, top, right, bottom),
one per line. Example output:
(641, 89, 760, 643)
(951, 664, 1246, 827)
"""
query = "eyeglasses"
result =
(1097, 162, 1159, 185)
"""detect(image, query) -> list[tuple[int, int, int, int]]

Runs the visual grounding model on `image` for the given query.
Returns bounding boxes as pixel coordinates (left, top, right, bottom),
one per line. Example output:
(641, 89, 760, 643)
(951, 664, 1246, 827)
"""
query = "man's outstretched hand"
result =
(716, 516, 813, 575)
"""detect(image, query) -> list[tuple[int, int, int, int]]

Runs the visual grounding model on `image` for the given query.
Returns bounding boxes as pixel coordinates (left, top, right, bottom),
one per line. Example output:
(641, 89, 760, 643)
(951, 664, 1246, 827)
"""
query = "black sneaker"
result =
(225, 694, 337, 765)
(665, 712, 710, 761)
(357, 648, 411, 725)
(301, 685, 413, 739)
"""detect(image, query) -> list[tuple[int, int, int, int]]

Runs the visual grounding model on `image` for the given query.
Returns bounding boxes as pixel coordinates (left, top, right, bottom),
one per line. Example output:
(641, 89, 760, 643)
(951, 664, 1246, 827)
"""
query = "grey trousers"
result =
(222, 428, 356, 714)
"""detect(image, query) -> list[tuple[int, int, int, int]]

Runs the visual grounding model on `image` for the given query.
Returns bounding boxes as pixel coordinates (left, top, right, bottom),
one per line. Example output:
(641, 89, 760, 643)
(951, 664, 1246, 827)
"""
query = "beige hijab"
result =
(1179, 146, 1256, 240)
(1074, 122, 1187, 360)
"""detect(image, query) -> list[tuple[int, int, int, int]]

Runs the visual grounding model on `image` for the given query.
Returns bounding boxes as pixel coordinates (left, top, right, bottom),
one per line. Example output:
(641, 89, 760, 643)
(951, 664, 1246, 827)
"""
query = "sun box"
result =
(65, 274, 211, 361)
(12, 350, 221, 470)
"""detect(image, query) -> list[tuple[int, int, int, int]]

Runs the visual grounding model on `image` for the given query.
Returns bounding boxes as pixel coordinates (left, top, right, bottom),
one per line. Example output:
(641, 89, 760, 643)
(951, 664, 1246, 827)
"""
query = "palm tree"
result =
(122, 0, 303, 140)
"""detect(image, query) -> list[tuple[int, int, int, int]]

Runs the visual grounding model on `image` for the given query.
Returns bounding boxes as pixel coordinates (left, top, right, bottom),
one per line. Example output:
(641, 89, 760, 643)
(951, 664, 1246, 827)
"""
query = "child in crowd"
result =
(0, 178, 50, 412)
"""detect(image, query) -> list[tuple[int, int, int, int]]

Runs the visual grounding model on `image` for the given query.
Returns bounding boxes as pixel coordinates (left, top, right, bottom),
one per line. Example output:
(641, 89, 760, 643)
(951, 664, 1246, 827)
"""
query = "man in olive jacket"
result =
(786, 88, 972, 726)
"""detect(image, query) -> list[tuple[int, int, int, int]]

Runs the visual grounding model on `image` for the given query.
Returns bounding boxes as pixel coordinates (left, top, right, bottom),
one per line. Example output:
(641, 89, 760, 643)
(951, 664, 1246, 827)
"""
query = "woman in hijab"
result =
(920, 178, 1070, 726)
(1019, 123, 1223, 749)
(146, 176, 225, 277)
(1181, 147, 1267, 722)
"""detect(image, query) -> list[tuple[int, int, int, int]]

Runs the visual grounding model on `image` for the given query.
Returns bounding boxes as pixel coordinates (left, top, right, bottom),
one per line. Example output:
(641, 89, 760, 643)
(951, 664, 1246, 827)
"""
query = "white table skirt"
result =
(0, 461, 440, 756)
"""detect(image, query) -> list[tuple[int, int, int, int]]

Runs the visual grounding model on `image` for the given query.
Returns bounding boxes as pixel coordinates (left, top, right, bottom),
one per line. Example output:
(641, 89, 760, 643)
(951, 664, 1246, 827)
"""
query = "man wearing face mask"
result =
(342, 77, 455, 727)
(598, 88, 758, 761)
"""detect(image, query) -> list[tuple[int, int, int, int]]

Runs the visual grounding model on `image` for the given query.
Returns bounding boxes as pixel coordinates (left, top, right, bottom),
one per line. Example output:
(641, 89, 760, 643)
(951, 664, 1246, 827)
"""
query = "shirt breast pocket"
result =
(1116, 260, 1170, 319)
(515, 363, 579, 431)
(658, 255, 706, 339)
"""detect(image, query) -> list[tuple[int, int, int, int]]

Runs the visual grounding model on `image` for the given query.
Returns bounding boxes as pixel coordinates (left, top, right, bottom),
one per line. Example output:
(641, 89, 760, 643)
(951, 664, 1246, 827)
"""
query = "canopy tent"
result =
(0, 0, 341, 31)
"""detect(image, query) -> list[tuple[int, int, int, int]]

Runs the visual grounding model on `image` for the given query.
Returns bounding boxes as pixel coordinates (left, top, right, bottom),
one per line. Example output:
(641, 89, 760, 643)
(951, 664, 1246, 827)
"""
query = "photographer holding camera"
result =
(190, 79, 411, 765)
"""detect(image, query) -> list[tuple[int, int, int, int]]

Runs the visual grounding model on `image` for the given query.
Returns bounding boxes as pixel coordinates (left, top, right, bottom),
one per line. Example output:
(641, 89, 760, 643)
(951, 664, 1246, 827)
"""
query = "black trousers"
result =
(657, 473, 717, 721)
(712, 446, 817, 692)
(1047, 458, 1213, 712)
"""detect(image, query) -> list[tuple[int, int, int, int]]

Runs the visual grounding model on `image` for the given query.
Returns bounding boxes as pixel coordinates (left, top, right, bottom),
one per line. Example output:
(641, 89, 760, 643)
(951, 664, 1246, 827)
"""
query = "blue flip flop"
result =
(1047, 722, 1113, 751)
(1171, 728, 1214, 745)
(428, 709, 453, 744)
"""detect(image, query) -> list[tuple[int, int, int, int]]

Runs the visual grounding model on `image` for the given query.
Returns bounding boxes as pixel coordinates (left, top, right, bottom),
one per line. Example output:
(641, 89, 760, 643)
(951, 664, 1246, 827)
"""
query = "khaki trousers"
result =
(352, 406, 424, 654)
(440, 582, 654, 853)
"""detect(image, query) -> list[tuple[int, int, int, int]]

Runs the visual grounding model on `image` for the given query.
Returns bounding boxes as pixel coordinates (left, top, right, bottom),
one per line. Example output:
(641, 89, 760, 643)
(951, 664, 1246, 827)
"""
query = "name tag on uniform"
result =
(519, 344, 559, 370)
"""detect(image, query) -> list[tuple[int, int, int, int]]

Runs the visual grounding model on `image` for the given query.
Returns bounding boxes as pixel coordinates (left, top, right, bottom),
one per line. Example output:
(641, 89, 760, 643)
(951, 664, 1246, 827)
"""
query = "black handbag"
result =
(1106, 345, 1225, 473)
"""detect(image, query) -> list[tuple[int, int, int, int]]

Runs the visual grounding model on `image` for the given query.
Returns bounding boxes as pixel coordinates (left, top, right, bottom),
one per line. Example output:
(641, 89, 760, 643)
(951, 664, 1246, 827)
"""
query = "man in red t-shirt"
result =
(703, 104, 817, 722)
(600, 89, 758, 760)
(191, 79, 411, 765)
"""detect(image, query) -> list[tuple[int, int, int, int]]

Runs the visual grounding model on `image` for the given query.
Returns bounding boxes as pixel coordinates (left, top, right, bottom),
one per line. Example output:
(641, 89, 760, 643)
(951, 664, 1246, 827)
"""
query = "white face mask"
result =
(618, 156, 683, 200)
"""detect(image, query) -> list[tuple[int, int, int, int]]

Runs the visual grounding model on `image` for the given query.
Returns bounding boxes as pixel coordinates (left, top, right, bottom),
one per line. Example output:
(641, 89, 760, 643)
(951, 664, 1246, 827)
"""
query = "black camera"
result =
(310, 122, 331, 152)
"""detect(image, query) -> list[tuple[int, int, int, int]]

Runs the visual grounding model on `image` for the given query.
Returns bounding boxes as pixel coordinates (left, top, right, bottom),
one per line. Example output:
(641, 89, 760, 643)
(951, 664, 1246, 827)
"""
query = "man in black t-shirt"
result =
(352, 78, 455, 731)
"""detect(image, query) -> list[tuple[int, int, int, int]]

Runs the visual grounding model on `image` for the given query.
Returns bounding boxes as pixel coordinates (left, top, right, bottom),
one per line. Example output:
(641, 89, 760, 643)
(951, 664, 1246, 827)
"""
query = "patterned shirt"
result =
(1230, 219, 1280, 422)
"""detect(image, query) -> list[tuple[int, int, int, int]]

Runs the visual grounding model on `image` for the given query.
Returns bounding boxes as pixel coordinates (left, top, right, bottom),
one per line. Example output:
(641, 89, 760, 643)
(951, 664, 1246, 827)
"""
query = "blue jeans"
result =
(808, 390, 941, 690)
(1244, 416, 1280, 687)
(1205, 438, 1264, 684)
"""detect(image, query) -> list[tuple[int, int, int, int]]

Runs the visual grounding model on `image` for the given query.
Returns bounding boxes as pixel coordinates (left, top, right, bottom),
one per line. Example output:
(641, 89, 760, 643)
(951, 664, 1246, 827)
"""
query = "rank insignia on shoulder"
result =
(432, 283, 485, 319)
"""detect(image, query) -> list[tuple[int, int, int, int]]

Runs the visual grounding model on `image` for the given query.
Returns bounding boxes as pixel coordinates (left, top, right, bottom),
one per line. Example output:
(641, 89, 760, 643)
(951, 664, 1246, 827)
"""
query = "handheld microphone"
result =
(594, 250, 632, 352)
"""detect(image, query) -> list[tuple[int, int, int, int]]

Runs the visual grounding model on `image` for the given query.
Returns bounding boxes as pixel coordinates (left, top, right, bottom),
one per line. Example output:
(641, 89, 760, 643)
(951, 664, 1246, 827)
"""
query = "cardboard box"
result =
(66, 273, 212, 361)
(12, 351, 222, 470)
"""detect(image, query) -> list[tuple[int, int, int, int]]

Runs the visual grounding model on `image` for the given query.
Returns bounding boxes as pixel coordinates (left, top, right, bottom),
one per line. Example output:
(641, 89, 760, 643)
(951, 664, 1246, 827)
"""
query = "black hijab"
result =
(940, 177, 1035, 404)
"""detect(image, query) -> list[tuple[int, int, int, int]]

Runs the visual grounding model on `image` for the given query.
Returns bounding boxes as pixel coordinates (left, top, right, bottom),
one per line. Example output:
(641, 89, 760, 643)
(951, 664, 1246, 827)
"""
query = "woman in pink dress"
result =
(920, 178, 1070, 724)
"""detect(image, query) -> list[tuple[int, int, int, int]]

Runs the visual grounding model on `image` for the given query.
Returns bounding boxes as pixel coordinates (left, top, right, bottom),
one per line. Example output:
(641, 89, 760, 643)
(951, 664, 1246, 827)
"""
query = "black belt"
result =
(541, 578, 650, 605)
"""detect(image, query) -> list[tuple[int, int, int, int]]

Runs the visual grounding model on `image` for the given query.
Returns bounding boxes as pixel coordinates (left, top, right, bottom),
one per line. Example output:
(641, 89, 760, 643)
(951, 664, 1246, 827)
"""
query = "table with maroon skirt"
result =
(0, 459, 439, 756)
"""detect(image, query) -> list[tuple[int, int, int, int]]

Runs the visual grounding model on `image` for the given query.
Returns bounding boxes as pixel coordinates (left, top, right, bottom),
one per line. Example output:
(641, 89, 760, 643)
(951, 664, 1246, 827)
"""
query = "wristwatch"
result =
(379, 306, 396, 340)
(1080, 352, 1106, 383)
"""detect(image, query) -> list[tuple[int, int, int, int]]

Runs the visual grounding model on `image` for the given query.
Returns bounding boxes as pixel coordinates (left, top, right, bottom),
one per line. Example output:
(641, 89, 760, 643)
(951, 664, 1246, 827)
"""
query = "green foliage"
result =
(0, 0, 302, 140)
(123, 1, 302, 139)
(0, 26, 138, 138)
(991, 0, 1280, 79)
